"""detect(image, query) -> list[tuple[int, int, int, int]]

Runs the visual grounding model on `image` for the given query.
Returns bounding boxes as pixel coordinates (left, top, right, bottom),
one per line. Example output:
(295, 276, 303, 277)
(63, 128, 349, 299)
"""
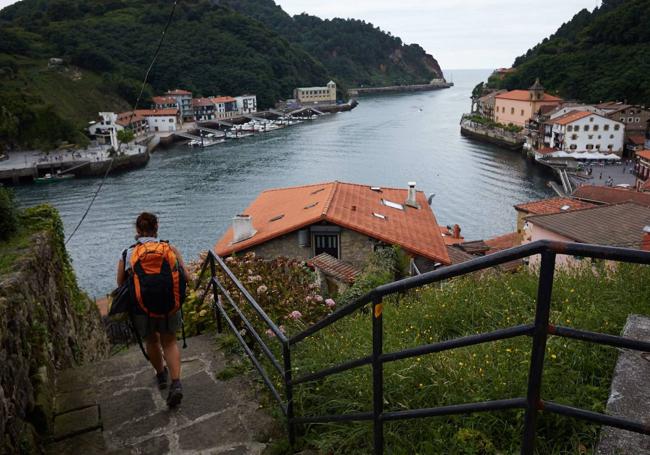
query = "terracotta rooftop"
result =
(215, 182, 450, 264)
(446, 246, 476, 265)
(495, 90, 562, 102)
(116, 111, 146, 126)
(527, 203, 650, 248)
(192, 98, 215, 107)
(166, 89, 192, 96)
(515, 197, 596, 215)
(549, 110, 593, 125)
(572, 185, 650, 207)
(152, 96, 178, 105)
(628, 135, 646, 146)
(211, 96, 237, 103)
(135, 108, 178, 117)
(536, 147, 557, 155)
(637, 150, 650, 160)
(308, 253, 361, 284)
(484, 232, 519, 252)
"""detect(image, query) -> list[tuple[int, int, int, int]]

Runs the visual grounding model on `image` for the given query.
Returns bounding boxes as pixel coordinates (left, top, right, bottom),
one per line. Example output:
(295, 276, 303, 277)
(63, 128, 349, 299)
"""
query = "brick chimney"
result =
(643, 226, 650, 251)
(232, 214, 256, 243)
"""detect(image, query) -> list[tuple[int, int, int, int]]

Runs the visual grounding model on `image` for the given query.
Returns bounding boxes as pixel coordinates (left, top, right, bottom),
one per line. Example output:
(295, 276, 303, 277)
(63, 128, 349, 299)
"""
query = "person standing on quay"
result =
(116, 212, 189, 407)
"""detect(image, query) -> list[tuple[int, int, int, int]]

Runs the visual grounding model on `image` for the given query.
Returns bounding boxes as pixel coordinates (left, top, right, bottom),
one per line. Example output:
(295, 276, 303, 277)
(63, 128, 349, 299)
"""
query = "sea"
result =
(13, 69, 555, 298)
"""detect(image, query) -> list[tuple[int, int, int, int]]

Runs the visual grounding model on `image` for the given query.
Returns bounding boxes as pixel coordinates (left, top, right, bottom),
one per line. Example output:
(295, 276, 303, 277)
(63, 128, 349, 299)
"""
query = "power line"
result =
(65, 0, 179, 245)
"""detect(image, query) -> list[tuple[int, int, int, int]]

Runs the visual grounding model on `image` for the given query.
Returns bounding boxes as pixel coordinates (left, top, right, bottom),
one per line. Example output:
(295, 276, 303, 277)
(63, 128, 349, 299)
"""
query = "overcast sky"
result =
(0, 0, 600, 69)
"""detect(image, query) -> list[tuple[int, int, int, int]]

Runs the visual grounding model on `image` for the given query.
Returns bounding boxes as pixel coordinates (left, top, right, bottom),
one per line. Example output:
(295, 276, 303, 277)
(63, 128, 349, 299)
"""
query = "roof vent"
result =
(405, 182, 419, 208)
(370, 186, 382, 192)
(560, 205, 571, 211)
(232, 214, 256, 243)
(372, 212, 387, 220)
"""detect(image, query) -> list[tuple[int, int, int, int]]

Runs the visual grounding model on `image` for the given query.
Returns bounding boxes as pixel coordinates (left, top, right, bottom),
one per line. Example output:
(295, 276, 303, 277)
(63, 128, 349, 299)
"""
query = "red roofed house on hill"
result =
(514, 197, 596, 242)
(494, 79, 563, 127)
(215, 182, 450, 275)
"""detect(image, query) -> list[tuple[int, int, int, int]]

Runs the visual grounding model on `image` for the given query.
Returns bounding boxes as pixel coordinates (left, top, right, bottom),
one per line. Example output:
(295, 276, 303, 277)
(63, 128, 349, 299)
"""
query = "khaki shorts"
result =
(133, 312, 182, 339)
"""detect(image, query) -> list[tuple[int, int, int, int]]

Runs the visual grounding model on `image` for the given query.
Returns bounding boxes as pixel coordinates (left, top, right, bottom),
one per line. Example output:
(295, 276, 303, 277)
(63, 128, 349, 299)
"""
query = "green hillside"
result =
(220, 0, 443, 87)
(0, 0, 444, 150)
(493, 0, 650, 105)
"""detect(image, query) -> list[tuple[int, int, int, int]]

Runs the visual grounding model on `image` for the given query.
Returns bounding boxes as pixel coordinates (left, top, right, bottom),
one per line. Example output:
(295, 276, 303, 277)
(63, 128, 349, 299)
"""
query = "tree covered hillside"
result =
(495, 0, 650, 105)
(219, 0, 444, 87)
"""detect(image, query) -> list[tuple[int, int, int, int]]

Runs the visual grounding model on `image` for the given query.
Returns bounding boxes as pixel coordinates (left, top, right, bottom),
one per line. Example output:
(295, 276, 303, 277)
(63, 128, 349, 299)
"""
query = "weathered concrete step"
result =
(46, 333, 276, 454)
(597, 315, 650, 455)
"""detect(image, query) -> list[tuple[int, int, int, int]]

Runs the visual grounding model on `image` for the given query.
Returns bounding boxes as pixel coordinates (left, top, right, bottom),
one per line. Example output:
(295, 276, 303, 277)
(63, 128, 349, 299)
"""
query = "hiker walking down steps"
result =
(116, 212, 189, 408)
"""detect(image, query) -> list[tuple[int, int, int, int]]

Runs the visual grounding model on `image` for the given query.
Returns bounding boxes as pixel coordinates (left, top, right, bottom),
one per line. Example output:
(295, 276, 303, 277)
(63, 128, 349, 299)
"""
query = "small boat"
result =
(34, 172, 75, 184)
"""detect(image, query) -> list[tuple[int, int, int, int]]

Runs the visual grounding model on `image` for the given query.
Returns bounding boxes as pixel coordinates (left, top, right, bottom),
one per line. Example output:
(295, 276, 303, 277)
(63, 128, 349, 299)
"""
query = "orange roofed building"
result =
(494, 79, 562, 127)
(514, 197, 596, 242)
(215, 182, 450, 272)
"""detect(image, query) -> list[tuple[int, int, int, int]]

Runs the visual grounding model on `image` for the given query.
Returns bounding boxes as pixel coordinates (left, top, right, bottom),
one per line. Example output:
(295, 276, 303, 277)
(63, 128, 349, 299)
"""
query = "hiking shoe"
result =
(166, 381, 183, 408)
(156, 367, 169, 390)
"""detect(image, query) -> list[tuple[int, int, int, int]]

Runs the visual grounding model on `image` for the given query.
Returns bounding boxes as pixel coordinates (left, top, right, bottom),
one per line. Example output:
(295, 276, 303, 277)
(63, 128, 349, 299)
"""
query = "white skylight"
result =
(372, 212, 387, 220)
(560, 205, 571, 211)
(370, 186, 382, 192)
(382, 199, 404, 210)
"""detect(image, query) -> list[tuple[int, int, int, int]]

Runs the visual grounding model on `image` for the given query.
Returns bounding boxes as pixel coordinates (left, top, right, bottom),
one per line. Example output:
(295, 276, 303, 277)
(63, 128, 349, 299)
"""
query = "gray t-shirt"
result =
(120, 237, 159, 271)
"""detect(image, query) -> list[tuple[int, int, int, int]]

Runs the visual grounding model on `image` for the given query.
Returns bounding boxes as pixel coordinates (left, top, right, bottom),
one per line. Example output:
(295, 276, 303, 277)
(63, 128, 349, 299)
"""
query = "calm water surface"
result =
(14, 69, 554, 298)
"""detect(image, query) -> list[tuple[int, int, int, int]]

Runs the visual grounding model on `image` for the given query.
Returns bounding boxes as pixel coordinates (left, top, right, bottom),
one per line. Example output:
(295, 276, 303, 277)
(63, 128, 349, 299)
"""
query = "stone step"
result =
(46, 333, 276, 454)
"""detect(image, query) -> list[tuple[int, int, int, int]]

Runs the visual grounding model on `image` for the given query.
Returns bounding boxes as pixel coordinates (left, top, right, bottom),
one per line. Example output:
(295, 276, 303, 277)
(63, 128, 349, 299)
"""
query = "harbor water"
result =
(13, 69, 555, 298)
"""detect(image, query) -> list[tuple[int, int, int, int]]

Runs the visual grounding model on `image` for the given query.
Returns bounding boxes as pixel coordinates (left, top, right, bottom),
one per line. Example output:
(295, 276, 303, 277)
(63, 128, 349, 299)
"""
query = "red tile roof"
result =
(549, 110, 593, 125)
(629, 135, 646, 146)
(495, 90, 562, 102)
(572, 185, 650, 207)
(515, 197, 595, 215)
(536, 147, 557, 155)
(166, 89, 192, 96)
(116, 111, 146, 126)
(135, 108, 178, 117)
(152, 96, 177, 105)
(484, 232, 519, 252)
(308, 253, 361, 284)
(211, 96, 237, 103)
(192, 98, 214, 107)
(636, 150, 650, 160)
(215, 182, 450, 264)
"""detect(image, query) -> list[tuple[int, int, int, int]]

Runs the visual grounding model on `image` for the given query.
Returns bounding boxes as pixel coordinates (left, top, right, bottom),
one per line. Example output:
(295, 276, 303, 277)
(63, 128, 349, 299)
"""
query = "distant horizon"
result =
(0, 0, 601, 69)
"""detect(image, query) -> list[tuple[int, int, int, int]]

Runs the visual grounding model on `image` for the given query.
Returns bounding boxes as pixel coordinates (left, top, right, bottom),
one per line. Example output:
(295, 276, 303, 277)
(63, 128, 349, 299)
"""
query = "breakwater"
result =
(348, 82, 453, 96)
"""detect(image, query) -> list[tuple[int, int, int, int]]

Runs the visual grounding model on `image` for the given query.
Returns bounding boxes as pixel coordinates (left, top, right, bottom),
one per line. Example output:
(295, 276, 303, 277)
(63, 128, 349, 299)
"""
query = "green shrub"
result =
(0, 185, 18, 240)
(338, 247, 398, 306)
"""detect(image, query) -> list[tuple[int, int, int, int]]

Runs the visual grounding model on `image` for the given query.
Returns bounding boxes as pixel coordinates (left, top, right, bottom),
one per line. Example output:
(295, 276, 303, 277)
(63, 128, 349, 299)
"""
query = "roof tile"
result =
(514, 197, 595, 215)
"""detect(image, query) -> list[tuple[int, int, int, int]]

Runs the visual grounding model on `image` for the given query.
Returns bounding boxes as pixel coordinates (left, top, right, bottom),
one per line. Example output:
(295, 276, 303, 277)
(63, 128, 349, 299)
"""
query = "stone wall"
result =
(0, 212, 109, 454)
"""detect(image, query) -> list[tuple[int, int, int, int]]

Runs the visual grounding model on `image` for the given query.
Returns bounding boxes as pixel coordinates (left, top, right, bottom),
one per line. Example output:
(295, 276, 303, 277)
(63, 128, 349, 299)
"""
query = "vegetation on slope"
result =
(188, 249, 650, 454)
(492, 0, 650, 105)
(220, 0, 443, 87)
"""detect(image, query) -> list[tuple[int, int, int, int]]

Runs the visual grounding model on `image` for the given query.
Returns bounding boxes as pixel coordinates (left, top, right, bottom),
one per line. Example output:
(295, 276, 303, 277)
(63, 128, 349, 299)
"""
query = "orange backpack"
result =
(129, 241, 186, 318)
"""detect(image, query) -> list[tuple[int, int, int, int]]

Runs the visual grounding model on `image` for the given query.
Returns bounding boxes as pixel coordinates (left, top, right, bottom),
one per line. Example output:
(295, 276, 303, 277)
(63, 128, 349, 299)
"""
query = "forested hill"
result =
(494, 0, 650, 105)
(219, 0, 443, 87)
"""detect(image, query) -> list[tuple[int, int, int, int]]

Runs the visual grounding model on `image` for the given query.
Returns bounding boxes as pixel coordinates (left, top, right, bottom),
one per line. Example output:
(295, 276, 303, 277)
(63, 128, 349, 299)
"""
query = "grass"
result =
(250, 262, 650, 454)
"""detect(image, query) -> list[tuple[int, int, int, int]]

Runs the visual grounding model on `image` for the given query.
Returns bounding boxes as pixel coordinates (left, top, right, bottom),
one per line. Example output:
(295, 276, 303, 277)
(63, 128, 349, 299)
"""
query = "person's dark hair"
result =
(136, 212, 158, 237)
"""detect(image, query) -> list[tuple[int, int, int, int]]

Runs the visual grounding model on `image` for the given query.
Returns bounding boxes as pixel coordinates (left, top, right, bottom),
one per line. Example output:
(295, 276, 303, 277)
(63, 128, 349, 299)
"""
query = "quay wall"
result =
(459, 120, 525, 151)
(348, 83, 453, 96)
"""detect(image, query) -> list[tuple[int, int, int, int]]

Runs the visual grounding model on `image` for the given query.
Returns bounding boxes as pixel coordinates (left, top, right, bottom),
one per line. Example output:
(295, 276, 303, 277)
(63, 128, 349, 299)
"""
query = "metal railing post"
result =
(372, 295, 384, 454)
(283, 342, 296, 447)
(521, 250, 556, 454)
(209, 254, 223, 333)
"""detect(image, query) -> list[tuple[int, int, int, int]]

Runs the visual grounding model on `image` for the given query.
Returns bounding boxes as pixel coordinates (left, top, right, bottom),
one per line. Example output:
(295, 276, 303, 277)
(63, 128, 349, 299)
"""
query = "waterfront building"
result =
(494, 79, 562, 127)
(596, 102, 650, 138)
(235, 95, 257, 114)
(474, 90, 506, 119)
(192, 97, 216, 121)
(634, 149, 650, 192)
(293, 81, 337, 105)
(541, 111, 625, 156)
(215, 181, 450, 274)
(88, 111, 148, 148)
(211, 96, 239, 119)
(513, 197, 595, 242)
(522, 203, 650, 267)
(165, 89, 194, 122)
(152, 96, 179, 111)
(136, 108, 179, 133)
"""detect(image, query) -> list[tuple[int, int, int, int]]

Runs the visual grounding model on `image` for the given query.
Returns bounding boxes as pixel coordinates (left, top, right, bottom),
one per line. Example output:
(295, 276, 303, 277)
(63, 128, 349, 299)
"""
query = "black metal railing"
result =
(195, 240, 650, 454)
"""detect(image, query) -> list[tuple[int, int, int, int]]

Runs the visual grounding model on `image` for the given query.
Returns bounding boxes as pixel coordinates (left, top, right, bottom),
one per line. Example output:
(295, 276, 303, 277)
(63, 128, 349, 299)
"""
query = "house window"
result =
(614, 124, 620, 130)
(314, 234, 339, 258)
(584, 125, 590, 131)
(593, 125, 599, 131)
(570, 144, 577, 150)
(521, 109, 524, 116)
(567, 125, 572, 132)
(628, 117, 634, 122)
(620, 117, 625, 122)
(610, 134, 614, 139)
(586, 144, 594, 150)
(572, 134, 578, 140)
(589, 117, 594, 122)
(636, 117, 641, 123)
(588, 135, 593, 139)
(511, 107, 515, 115)
(608, 144, 614, 150)
(596, 144, 601, 149)
(604, 124, 610, 131)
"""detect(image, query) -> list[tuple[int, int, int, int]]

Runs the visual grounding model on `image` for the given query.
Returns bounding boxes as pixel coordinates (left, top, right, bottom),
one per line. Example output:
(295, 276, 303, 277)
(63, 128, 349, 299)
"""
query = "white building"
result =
(293, 81, 336, 105)
(235, 95, 257, 114)
(165, 89, 193, 122)
(137, 109, 179, 132)
(542, 110, 625, 157)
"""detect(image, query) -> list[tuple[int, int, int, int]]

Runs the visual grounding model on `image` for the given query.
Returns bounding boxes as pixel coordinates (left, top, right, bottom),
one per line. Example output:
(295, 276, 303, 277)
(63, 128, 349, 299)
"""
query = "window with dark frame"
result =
(313, 234, 339, 258)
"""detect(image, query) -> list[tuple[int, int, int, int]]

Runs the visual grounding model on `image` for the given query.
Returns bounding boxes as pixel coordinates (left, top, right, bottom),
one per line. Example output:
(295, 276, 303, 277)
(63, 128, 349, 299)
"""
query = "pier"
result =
(348, 81, 453, 96)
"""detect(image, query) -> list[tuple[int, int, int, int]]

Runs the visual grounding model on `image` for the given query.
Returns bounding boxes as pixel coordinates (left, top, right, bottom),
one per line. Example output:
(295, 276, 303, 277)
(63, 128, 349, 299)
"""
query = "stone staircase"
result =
(46, 334, 275, 454)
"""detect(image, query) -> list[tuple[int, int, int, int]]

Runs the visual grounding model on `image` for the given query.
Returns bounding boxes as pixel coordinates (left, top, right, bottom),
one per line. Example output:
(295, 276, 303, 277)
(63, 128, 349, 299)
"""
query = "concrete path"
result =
(46, 334, 276, 454)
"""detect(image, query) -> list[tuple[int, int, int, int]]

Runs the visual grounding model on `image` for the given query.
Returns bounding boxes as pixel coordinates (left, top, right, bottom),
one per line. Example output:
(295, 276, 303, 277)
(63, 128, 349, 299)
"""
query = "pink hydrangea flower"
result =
(288, 311, 302, 320)
(325, 298, 336, 308)
(265, 328, 275, 338)
(313, 295, 324, 303)
(257, 285, 268, 294)
(225, 256, 235, 263)
(279, 325, 286, 333)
